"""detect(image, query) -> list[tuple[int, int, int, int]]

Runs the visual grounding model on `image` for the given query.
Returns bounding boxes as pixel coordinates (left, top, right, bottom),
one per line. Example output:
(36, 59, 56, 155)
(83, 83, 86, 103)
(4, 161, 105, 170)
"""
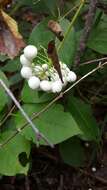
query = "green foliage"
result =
(29, 18, 54, 48)
(67, 97, 100, 141)
(13, 103, 82, 144)
(58, 19, 76, 66)
(0, 71, 9, 112)
(88, 13, 107, 54)
(0, 131, 30, 176)
(21, 83, 55, 103)
(59, 137, 85, 167)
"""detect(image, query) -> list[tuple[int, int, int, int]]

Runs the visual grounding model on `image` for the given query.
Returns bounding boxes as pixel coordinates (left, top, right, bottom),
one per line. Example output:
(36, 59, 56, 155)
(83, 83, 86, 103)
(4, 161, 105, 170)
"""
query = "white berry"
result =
(20, 67, 32, 79)
(91, 167, 96, 172)
(28, 76, 40, 89)
(24, 45, 37, 60)
(40, 80, 52, 92)
(52, 80, 62, 93)
(42, 64, 48, 70)
(84, 142, 89, 147)
(20, 54, 31, 66)
(67, 71, 77, 82)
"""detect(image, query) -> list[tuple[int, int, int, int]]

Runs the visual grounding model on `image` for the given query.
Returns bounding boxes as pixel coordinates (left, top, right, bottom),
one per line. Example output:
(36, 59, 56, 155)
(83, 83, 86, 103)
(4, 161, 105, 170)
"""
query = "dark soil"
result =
(0, 144, 107, 190)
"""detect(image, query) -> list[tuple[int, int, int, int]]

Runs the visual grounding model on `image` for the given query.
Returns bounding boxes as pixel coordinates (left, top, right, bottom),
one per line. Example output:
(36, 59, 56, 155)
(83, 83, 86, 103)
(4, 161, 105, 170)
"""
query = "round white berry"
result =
(42, 64, 48, 70)
(91, 167, 96, 172)
(84, 142, 89, 147)
(67, 71, 77, 82)
(40, 80, 52, 92)
(62, 63, 68, 69)
(20, 67, 32, 79)
(24, 45, 37, 60)
(20, 54, 31, 66)
(51, 80, 62, 93)
(34, 65, 43, 72)
(28, 76, 40, 89)
(51, 73, 59, 81)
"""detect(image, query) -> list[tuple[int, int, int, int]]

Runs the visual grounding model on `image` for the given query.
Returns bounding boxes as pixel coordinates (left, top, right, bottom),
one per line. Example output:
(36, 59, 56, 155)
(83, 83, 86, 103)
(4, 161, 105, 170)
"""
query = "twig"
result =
(75, 0, 98, 66)
(79, 168, 107, 185)
(0, 79, 54, 148)
(80, 57, 107, 66)
(58, 0, 85, 52)
(0, 104, 16, 127)
(64, 62, 107, 94)
(59, 2, 81, 21)
(0, 62, 107, 149)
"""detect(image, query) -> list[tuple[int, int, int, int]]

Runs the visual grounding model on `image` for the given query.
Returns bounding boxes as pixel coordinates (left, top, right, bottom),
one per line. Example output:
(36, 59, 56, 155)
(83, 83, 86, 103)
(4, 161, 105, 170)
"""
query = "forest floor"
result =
(0, 143, 107, 190)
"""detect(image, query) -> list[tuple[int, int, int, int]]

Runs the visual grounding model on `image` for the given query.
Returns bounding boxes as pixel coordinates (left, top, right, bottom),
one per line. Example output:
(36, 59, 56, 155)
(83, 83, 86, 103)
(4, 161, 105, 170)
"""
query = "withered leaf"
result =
(47, 40, 63, 83)
(0, 9, 25, 59)
(48, 20, 64, 41)
(0, 0, 12, 7)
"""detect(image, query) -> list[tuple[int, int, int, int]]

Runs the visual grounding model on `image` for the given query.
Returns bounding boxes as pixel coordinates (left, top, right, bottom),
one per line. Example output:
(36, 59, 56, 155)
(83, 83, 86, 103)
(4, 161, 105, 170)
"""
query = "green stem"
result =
(57, 0, 85, 52)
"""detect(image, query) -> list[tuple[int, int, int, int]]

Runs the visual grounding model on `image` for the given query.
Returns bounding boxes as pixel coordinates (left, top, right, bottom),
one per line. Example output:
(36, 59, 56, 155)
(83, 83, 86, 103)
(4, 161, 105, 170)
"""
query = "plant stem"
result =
(57, 0, 85, 52)
(0, 79, 54, 148)
(75, 0, 98, 66)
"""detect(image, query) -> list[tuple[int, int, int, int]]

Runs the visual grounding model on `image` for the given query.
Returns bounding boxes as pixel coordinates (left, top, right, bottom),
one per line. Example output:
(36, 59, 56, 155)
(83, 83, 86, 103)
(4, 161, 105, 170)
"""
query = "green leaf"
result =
(0, 131, 31, 176)
(2, 58, 21, 72)
(0, 54, 8, 62)
(58, 19, 76, 66)
(16, 0, 39, 6)
(9, 73, 22, 86)
(29, 18, 54, 48)
(59, 137, 85, 167)
(42, 0, 59, 17)
(0, 70, 9, 112)
(88, 13, 107, 54)
(67, 97, 100, 141)
(13, 103, 83, 145)
(21, 83, 55, 103)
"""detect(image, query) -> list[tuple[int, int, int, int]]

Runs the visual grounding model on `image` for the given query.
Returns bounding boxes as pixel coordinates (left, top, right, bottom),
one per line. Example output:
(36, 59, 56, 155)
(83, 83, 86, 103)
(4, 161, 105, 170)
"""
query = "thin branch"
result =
(0, 104, 16, 127)
(0, 61, 107, 149)
(59, 2, 81, 21)
(64, 62, 107, 94)
(75, 0, 98, 66)
(0, 79, 54, 148)
(58, 0, 85, 52)
(80, 57, 107, 66)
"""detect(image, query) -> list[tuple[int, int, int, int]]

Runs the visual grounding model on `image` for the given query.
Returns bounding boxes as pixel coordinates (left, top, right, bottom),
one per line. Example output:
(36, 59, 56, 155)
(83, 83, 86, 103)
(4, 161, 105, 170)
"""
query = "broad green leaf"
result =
(88, 13, 107, 54)
(29, 18, 54, 48)
(0, 70, 9, 112)
(9, 73, 22, 86)
(14, 103, 83, 145)
(59, 137, 85, 167)
(42, 0, 59, 17)
(21, 83, 55, 103)
(0, 131, 31, 176)
(0, 54, 8, 62)
(58, 19, 76, 66)
(18, 0, 59, 16)
(67, 97, 100, 141)
(2, 58, 21, 72)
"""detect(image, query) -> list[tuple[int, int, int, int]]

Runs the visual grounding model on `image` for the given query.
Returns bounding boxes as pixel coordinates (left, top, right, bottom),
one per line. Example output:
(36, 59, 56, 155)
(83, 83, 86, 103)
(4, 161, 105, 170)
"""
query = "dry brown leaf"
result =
(0, 0, 12, 7)
(0, 9, 25, 59)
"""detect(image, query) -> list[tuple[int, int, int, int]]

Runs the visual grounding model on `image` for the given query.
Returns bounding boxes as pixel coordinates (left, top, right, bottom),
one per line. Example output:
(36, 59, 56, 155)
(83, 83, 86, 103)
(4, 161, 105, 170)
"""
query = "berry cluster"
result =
(20, 45, 77, 93)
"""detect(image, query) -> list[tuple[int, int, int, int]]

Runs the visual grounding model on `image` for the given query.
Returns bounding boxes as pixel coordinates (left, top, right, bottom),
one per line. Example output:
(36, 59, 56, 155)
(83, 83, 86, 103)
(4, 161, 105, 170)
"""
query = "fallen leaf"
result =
(0, 9, 25, 59)
(47, 40, 63, 83)
(0, 0, 12, 7)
